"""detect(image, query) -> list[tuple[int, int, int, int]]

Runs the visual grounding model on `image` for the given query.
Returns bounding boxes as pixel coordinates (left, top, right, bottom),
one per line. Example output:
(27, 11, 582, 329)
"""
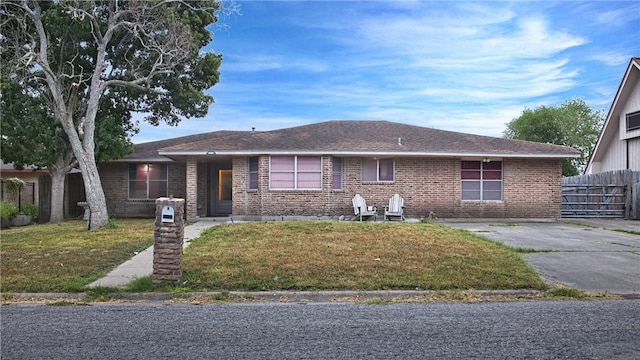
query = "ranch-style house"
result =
(100, 120, 580, 220)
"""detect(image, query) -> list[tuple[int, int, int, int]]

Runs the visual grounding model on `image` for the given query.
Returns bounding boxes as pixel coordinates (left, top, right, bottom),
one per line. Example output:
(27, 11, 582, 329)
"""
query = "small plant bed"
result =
(182, 221, 547, 292)
(0, 219, 154, 293)
(1, 200, 39, 228)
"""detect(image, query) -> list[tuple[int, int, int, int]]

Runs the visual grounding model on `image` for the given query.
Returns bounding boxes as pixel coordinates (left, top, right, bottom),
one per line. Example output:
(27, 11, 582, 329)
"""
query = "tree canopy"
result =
(503, 98, 604, 176)
(0, 76, 65, 172)
(1, 77, 135, 170)
(1, 0, 228, 229)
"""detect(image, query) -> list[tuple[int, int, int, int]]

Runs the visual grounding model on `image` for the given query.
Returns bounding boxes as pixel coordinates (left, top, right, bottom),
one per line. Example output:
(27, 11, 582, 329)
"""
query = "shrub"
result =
(0, 200, 19, 220)
(20, 203, 39, 219)
(4, 177, 25, 192)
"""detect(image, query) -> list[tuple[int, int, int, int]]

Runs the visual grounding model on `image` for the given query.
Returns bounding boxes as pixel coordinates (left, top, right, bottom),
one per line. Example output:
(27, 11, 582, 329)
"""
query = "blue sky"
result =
(132, 0, 640, 143)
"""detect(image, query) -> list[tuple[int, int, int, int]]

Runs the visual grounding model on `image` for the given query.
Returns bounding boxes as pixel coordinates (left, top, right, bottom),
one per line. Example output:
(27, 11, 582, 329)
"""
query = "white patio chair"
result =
(384, 193, 405, 221)
(352, 194, 377, 221)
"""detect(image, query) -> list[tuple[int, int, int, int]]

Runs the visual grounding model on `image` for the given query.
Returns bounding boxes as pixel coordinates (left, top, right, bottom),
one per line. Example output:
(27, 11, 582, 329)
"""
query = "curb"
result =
(112, 289, 547, 302)
(5, 289, 636, 304)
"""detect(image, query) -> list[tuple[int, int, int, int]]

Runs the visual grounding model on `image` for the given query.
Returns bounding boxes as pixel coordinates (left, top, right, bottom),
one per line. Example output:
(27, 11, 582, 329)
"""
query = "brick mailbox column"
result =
(153, 197, 185, 285)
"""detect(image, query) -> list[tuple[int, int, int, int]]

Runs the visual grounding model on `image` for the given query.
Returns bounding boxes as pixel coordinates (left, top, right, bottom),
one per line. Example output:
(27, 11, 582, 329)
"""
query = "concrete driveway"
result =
(441, 219, 640, 296)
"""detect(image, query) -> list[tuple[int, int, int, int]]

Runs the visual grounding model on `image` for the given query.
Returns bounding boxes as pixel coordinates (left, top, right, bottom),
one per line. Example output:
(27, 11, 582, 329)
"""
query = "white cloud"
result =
(346, 5, 585, 61)
(222, 54, 329, 72)
(589, 51, 632, 67)
(594, 6, 639, 26)
(315, 3, 589, 111)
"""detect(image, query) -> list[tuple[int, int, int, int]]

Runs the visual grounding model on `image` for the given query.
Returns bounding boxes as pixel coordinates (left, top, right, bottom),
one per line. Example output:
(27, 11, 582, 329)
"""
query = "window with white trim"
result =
(269, 156, 322, 190)
(461, 161, 502, 201)
(362, 158, 394, 182)
(332, 157, 343, 190)
(128, 163, 168, 199)
(248, 156, 259, 189)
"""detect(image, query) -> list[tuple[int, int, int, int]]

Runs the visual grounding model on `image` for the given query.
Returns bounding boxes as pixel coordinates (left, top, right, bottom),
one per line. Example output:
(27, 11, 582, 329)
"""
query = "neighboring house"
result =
(586, 57, 640, 173)
(0, 160, 46, 207)
(0, 160, 85, 220)
(101, 120, 579, 220)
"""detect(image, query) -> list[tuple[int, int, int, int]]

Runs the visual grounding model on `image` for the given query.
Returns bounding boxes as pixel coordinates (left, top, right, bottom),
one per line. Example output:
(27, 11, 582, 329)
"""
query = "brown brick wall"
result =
(456, 159, 562, 218)
(197, 162, 208, 217)
(500, 158, 562, 218)
(100, 162, 187, 218)
(153, 197, 185, 284)
(101, 156, 562, 219)
(185, 157, 198, 219)
(231, 156, 563, 219)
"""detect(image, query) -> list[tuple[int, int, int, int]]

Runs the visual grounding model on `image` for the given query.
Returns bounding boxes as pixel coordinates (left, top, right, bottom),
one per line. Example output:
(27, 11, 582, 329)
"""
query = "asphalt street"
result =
(442, 220, 640, 295)
(2, 300, 639, 359)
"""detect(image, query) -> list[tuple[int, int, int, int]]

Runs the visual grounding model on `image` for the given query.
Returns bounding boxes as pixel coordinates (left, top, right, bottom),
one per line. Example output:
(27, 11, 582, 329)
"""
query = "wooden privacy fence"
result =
(562, 170, 639, 219)
(37, 173, 86, 223)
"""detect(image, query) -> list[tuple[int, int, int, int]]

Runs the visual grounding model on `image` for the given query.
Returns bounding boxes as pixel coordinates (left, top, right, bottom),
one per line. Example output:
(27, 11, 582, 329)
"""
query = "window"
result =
(128, 163, 168, 199)
(269, 156, 322, 190)
(461, 161, 502, 201)
(626, 111, 640, 131)
(362, 158, 394, 182)
(248, 157, 259, 189)
(332, 157, 343, 190)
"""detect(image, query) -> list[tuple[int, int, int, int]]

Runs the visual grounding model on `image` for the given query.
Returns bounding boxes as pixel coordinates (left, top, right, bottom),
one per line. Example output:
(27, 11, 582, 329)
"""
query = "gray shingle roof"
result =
(122, 130, 246, 160)
(122, 120, 580, 160)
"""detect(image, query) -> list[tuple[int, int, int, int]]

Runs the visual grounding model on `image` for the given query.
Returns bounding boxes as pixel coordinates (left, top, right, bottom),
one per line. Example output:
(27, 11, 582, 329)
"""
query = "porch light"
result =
(206, 151, 216, 155)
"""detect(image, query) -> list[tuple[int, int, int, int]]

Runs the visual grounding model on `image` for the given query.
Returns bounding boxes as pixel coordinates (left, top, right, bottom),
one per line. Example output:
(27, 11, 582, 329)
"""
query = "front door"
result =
(210, 166, 232, 216)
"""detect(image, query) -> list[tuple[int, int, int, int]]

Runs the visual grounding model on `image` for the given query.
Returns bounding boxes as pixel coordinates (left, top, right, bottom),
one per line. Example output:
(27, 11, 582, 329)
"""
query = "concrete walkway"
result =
(88, 219, 228, 288)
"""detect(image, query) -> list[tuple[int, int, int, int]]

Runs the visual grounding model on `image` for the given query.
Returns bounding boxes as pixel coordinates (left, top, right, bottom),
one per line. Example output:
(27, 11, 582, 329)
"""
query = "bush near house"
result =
(20, 203, 39, 219)
(1, 200, 19, 220)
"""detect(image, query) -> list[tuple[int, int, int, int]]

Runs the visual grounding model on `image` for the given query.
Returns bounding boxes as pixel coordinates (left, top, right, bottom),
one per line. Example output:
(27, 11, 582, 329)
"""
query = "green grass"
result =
(1, 219, 154, 293)
(182, 221, 547, 292)
(546, 287, 592, 299)
(563, 221, 600, 229)
(1, 219, 552, 295)
(613, 229, 640, 236)
(488, 222, 521, 227)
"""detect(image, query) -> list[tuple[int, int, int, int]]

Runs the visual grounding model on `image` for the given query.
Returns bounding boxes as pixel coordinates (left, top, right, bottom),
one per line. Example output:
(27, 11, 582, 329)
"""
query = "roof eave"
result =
(157, 149, 579, 158)
(110, 156, 175, 163)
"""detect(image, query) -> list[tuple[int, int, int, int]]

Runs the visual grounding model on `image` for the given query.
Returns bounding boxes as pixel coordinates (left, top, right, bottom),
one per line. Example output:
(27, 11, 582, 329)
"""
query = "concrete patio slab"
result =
(442, 220, 640, 295)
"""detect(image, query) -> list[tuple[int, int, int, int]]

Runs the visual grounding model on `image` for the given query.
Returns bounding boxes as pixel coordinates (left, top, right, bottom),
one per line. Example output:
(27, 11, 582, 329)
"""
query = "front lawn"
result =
(182, 221, 547, 291)
(1, 220, 548, 294)
(1, 219, 154, 293)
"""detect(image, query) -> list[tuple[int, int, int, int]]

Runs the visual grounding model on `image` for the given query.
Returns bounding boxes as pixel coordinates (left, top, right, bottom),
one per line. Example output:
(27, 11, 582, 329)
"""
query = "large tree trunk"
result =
(48, 169, 66, 223)
(76, 153, 109, 230)
(48, 153, 76, 223)
(51, 117, 110, 229)
(54, 110, 109, 230)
